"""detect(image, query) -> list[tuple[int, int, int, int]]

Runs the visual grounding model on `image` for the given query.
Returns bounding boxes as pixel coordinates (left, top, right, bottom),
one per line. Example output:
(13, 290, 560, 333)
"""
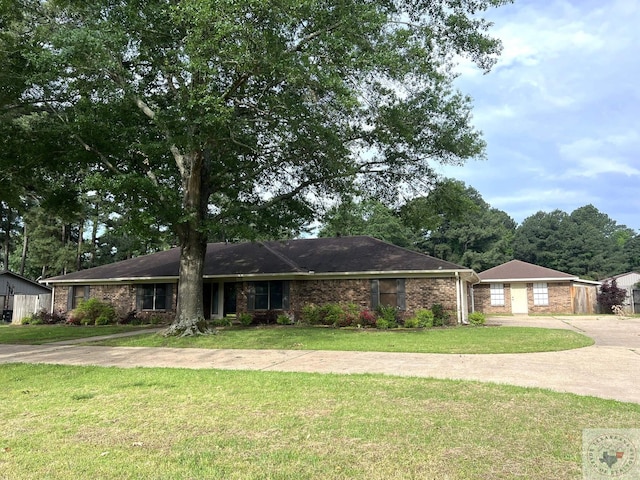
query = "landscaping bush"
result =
(358, 309, 377, 328)
(238, 313, 253, 326)
(431, 304, 451, 326)
(375, 305, 398, 329)
(211, 317, 233, 327)
(414, 308, 435, 328)
(319, 303, 345, 326)
(252, 310, 278, 324)
(301, 304, 321, 325)
(597, 279, 628, 314)
(69, 298, 117, 326)
(276, 314, 292, 325)
(468, 312, 486, 325)
(403, 317, 419, 328)
(21, 309, 66, 325)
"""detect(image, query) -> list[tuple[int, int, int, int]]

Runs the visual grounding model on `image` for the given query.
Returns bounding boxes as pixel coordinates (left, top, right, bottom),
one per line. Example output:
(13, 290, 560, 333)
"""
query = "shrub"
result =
(238, 313, 253, 326)
(276, 314, 292, 325)
(319, 303, 344, 327)
(468, 312, 486, 325)
(375, 317, 391, 329)
(211, 317, 232, 327)
(403, 317, 419, 328)
(598, 279, 628, 314)
(252, 310, 278, 324)
(70, 298, 117, 326)
(21, 313, 43, 325)
(358, 309, 377, 328)
(431, 304, 451, 326)
(376, 305, 398, 328)
(301, 304, 321, 325)
(22, 309, 66, 325)
(414, 309, 434, 328)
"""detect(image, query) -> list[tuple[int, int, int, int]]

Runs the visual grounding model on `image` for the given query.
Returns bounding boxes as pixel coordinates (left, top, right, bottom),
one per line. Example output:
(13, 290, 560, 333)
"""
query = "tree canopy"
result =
(4, 0, 509, 334)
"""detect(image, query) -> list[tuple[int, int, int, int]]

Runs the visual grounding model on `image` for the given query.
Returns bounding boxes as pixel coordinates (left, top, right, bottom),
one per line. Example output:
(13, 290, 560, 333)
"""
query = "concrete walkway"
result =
(1, 316, 639, 404)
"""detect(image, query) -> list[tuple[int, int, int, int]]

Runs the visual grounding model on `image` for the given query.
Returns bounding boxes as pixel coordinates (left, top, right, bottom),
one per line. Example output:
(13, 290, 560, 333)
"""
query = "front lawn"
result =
(1, 364, 638, 479)
(0, 324, 156, 345)
(93, 325, 593, 354)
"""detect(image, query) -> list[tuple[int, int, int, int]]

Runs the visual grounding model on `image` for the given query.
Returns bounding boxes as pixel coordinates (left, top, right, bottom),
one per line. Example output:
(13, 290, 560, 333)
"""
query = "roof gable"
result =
(0, 271, 52, 293)
(44, 236, 470, 283)
(478, 260, 577, 282)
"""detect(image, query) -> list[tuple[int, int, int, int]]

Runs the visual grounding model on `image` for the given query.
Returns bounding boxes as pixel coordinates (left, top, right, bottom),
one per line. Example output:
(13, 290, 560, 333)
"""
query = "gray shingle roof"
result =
(44, 236, 469, 283)
(478, 260, 577, 282)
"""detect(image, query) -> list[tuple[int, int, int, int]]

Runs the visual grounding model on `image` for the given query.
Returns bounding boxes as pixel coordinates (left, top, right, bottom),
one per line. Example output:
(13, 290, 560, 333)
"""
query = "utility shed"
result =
(0, 271, 52, 323)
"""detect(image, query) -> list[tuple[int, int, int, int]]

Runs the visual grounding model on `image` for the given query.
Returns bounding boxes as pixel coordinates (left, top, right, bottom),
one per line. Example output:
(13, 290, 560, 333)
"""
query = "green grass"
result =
(1, 363, 638, 479)
(93, 325, 594, 354)
(0, 324, 156, 345)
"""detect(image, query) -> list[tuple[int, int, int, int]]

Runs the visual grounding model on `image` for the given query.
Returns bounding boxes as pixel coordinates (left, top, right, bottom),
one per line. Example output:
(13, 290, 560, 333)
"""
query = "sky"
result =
(440, 0, 640, 232)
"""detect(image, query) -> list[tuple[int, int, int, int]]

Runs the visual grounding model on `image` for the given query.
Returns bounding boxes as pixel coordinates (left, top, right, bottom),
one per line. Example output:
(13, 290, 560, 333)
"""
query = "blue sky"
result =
(440, 0, 640, 232)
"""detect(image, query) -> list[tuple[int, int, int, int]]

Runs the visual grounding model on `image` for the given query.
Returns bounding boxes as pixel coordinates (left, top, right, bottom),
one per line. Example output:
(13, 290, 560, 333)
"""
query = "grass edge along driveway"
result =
(0, 324, 595, 354)
(92, 325, 594, 354)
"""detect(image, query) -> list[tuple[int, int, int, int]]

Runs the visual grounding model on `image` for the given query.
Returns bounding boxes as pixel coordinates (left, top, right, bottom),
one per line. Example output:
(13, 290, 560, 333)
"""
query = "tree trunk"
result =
(2, 205, 11, 271)
(164, 150, 212, 336)
(20, 222, 28, 276)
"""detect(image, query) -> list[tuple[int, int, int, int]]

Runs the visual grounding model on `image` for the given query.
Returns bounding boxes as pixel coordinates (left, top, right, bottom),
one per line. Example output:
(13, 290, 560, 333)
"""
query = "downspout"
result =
(455, 272, 462, 324)
(50, 285, 55, 314)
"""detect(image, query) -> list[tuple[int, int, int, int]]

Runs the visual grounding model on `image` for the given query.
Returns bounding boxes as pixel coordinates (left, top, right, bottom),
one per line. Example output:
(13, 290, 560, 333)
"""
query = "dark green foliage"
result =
(597, 280, 628, 314)
(21, 309, 66, 325)
(238, 313, 253, 327)
(468, 312, 486, 325)
(375, 305, 399, 329)
(513, 206, 633, 279)
(69, 298, 116, 326)
(431, 304, 452, 327)
(417, 183, 516, 271)
(276, 314, 293, 326)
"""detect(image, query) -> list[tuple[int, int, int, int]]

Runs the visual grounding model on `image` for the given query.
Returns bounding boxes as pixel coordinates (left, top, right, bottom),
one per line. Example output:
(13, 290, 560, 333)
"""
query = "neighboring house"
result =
(601, 272, 640, 314)
(0, 271, 52, 323)
(42, 236, 479, 324)
(473, 260, 600, 315)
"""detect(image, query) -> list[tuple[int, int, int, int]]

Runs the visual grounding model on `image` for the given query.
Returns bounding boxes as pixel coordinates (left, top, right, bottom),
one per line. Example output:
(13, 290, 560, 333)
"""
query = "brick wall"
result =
(52, 284, 177, 319)
(474, 283, 512, 314)
(530, 282, 572, 314)
(474, 282, 574, 314)
(53, 276, 460, 322)
(288, 277, 458, 320)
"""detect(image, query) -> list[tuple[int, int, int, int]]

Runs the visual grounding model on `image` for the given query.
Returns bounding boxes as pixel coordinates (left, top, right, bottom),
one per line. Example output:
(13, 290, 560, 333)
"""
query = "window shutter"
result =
(136, 286, 143, 311)
(370, 280, 379, 309)
(246, 283, 255, 311)
(84, 286, 91, 300)
(282, 281, 290, 310)
(396, 279, 406, 310)
(165, 284, 174, 310)
(67, 287, 74, 311)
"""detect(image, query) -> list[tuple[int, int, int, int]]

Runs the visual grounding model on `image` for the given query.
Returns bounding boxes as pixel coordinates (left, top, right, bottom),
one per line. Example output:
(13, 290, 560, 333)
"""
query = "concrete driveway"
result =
(1, 315, 639, 404)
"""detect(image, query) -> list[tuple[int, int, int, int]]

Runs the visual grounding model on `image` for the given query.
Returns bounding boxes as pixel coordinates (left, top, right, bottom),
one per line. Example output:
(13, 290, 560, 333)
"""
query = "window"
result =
(67, 286, 90, 310)
(371, 279, 406, 310)
(533, 282, 549, 306)
(248, 281, 288, 310)
(138, 284, 169, 311)
(490, 283, 505, 306)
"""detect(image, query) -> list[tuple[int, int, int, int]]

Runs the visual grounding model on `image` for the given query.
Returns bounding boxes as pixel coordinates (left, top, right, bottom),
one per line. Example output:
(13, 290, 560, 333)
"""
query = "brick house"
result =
(42, 236, 478, 324)
(473, 260, 600, 315)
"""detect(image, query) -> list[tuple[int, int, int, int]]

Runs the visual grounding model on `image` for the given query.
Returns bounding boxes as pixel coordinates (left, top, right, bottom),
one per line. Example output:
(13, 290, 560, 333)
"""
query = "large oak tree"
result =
(13, 0, 508, 334)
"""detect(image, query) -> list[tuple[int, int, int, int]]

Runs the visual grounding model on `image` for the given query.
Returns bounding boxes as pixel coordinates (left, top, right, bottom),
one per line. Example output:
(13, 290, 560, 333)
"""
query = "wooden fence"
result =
(11, 294, 52, 324)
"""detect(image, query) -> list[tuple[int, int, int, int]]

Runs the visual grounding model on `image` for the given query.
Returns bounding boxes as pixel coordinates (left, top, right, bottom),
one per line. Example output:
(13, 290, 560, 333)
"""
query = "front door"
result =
(223, 282, 237, 316)
(511, 284, 528, 314)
